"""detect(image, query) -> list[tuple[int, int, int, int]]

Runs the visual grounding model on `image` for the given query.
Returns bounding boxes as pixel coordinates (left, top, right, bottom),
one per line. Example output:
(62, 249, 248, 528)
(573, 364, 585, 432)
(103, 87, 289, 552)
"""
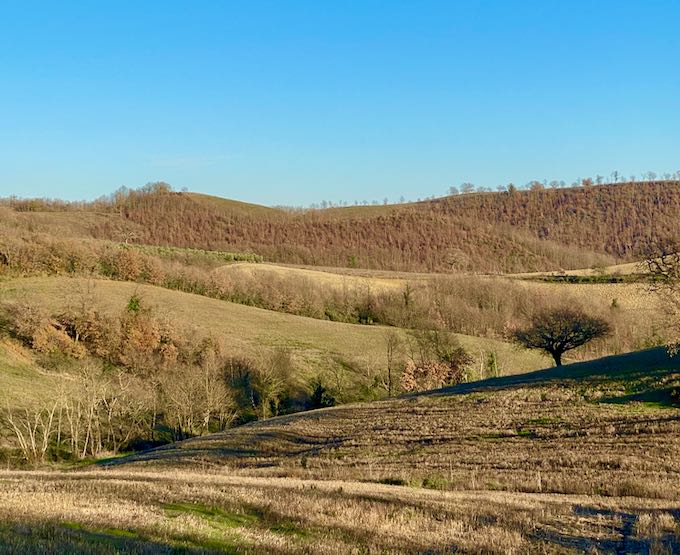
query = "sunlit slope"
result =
(185, 192, 285, 219)
(220, 260, 656, 309)
(212, 262, 414, 293)
(1, 209, 127, 240)
(510, 260, 644, 279)
(117, 348, 680, 500)
(0, 277, 550, 380)
(3, 469, 679, 554)
(0, 338, 57, 406)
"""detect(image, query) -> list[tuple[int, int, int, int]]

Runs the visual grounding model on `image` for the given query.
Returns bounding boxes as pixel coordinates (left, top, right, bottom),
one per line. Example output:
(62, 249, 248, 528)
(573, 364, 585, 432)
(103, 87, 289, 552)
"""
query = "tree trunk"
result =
(552, 351, 563, 366)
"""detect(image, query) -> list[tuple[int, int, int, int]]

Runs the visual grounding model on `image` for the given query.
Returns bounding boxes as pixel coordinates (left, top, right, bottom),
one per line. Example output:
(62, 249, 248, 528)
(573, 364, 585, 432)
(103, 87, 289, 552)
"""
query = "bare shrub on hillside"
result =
(252, 349, 295, 419)
(401, 330, 472, 392)
(160, 337, 238, 439)
(384, 331, 404, 397)
(224, 350, 297, 420)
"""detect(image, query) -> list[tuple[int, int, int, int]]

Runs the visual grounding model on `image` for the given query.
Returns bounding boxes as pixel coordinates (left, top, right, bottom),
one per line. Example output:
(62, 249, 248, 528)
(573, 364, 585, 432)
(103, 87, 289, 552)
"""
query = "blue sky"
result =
(1, 1, 678, 205)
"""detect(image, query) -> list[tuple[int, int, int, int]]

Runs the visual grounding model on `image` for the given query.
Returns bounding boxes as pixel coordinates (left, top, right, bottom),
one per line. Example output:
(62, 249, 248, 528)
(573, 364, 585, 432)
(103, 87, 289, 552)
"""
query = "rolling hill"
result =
(7, 180, 680, 273)
(0, 349, 678, 553)
(113, 348, 680, 495)
(0, 276, 551, 402)
(1, 181, 680, 553)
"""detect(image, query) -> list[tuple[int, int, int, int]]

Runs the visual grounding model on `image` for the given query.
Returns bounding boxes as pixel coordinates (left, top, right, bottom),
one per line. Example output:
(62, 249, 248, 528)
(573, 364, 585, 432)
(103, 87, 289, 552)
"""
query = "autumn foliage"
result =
(59, 180, 680, 273)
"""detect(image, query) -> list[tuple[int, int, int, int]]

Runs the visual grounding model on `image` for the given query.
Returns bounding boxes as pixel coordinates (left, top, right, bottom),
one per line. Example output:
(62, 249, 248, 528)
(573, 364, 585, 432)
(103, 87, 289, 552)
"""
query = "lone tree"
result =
(511, 308, 610, 366)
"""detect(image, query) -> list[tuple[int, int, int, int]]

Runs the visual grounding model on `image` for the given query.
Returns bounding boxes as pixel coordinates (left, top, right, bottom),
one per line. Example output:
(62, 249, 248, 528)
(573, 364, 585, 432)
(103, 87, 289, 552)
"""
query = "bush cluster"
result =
(0, 296, 323, 465)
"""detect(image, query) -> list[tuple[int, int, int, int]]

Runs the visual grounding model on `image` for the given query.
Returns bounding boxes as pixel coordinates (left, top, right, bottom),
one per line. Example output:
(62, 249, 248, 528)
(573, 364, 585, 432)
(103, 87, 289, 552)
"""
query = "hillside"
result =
(0, 339, 57, 405)
(186, 192, 285, 220)
(0, 349, 678, 553)
(0, 276, 550, 392)
(426, 181, 680, 259)
(86, 188, 613, 273)
(79, 180, 677, 273)
(114, 348, 680, 495)
(9, 180, 679, 273)
(1, 182, 678, 554)
(211, 262, 413, 293)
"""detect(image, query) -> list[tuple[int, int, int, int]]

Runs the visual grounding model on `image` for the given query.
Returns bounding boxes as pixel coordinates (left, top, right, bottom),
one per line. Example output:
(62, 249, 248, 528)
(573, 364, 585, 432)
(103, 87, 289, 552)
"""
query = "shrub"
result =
(306, 379, 336, 409)
(400, 330, 472, 392)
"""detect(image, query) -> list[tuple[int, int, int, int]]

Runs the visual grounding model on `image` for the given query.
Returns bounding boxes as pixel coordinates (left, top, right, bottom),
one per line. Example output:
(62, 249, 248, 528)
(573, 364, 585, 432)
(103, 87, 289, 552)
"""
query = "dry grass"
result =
(118, 349, 680, 501)
(186, 192, 285, 220)
(516, 280, 658, 311)
(0, 276, 550, 385)
(0, 326, 678, 552)
(0, 468, 678, 554)
(1, 348, 680, 553)
(212, 263, 411, 294)
(511, 260, 644, 278)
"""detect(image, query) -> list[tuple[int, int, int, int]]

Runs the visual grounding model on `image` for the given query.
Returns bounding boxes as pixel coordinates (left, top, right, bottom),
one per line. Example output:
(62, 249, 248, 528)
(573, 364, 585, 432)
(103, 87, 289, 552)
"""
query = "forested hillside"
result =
(5, 180, 680, 273)
(427, 181, 680, 259)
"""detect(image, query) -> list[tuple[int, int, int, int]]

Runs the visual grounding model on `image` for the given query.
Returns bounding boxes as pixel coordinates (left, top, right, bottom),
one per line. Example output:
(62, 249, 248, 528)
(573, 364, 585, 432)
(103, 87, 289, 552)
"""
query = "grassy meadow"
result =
(0, 276, 551, 400)
(212, 262, 413, 294)
(0, 338, 58, 405)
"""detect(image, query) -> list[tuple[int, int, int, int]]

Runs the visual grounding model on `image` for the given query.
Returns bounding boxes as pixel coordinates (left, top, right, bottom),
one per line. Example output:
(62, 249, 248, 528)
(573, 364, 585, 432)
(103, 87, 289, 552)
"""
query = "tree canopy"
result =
(511, 308, 610, 366)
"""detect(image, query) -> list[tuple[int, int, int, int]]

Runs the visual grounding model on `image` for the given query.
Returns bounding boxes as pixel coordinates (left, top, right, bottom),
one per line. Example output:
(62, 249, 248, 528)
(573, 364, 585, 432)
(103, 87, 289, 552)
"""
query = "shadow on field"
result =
(0, 521, 228, 555)
(100, 347, 680, 468)
(101, 427, 349, 467)
(532, 506, 680, 554)
(432, 347, 680, 398)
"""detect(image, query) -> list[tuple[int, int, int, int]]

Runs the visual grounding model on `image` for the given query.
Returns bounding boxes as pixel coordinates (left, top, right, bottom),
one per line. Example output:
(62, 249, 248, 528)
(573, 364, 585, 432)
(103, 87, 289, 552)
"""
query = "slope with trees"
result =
(67, 180, 680, 273)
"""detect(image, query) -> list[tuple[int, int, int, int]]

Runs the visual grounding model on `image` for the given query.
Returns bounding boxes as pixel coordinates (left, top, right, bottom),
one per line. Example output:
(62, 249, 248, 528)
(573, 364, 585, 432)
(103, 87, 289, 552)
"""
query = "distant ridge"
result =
(5, 180, 680, 273)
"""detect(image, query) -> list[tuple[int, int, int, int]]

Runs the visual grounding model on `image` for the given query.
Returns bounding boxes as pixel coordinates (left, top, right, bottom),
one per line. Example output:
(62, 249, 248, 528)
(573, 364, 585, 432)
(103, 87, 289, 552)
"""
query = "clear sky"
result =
(1, 1, 679, 205)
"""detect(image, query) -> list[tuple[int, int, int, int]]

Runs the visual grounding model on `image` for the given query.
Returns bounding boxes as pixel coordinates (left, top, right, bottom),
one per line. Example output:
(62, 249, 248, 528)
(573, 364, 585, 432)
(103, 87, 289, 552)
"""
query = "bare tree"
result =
(511, 308, 610, 366)
(4, 401, 60, 464)
(384, 331, 403, 397)
(643, 238, 680, 353)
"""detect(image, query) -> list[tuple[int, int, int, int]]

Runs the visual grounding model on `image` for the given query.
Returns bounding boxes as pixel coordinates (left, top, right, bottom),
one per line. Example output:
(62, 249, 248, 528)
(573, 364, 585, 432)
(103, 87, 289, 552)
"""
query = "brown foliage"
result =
(5, 180, 680, 272)
(400, 330, 472, 392)
(5, 302, 86, 360)
(81, 181, 680, 272)
(400, 360, 465, 393)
